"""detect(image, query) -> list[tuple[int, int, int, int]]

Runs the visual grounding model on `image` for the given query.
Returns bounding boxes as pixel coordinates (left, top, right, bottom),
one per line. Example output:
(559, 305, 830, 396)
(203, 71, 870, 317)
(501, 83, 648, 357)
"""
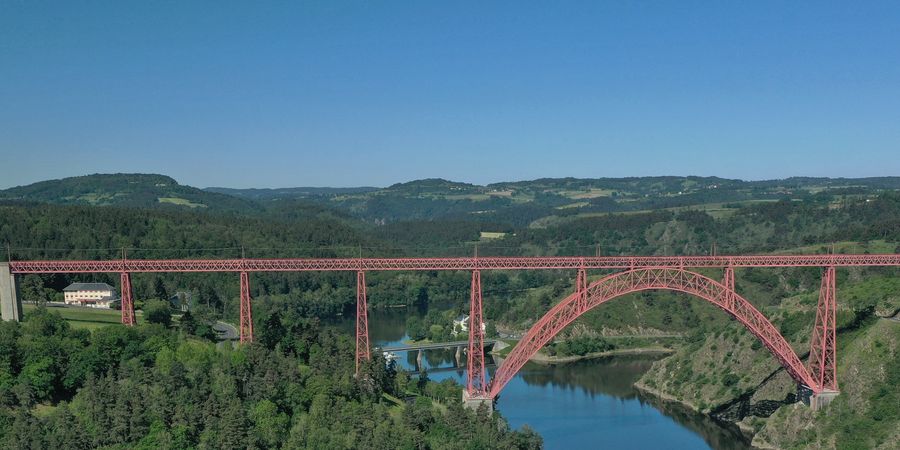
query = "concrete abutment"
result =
(0, 263, 22, 322)
(462, 390, 493, 413)
(799, 385, 839, 411)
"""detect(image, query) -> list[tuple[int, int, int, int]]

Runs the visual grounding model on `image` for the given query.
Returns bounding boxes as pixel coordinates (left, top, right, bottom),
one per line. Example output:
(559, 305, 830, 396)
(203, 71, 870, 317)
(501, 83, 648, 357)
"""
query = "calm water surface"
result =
(337, 309, 751, 450)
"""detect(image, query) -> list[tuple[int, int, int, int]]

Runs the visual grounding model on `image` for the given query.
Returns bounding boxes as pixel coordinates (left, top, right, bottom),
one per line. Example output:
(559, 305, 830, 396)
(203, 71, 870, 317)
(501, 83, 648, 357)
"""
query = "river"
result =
(339, 309, 751, 450)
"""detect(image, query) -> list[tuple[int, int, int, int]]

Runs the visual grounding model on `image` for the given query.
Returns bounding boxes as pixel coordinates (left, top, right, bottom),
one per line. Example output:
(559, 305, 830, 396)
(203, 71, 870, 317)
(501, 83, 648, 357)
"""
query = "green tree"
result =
(17, 357, 54, 402)
(153, 278, 168, 302)
(406, 316, 426, 341)
(485, 321, 499, 338)
(258, 312, 286, 350)
(144, 300, 172, 327)
(20, 275, 50, 306)
(179, 310, 197, 335)
(249, 399, 288, 448)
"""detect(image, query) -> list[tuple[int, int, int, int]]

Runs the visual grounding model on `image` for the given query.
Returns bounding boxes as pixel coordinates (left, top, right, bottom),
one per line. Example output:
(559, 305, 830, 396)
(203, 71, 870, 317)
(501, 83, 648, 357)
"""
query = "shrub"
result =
(144, 299, 172, 327)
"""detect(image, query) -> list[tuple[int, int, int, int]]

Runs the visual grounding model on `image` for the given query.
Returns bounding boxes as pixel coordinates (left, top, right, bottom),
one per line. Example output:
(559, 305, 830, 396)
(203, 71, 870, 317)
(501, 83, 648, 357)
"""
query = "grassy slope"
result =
(633, 273, 900, 448)
(752, 319, 899, 450)
(23, 304, 126, 330)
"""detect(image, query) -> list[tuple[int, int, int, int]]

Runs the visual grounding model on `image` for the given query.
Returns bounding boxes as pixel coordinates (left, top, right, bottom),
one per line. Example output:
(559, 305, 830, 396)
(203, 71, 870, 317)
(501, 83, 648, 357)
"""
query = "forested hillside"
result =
(204, 175, 900, 226)
(5, 181, 900, 330)
(0, 174, 259, 213)
(0, 309, 542, 449)
(2, 173, 900, 449)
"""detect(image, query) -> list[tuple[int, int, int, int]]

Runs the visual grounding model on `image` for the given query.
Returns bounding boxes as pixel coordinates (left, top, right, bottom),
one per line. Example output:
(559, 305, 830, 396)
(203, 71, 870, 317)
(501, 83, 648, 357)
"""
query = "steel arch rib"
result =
(486, 268, 820, 398)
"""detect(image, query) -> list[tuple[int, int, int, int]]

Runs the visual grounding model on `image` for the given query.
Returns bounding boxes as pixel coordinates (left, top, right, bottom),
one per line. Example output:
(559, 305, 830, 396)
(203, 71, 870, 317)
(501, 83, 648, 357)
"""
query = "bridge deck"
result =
(8, 254, 900, 273)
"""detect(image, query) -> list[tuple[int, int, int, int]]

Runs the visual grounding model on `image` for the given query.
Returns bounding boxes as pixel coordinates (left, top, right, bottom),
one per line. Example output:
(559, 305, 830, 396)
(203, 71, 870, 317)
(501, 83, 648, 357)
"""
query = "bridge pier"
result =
(355, 271, 370, 374)
(416, 349, 424, 371)
(808, 266, 838, 392)
(120, 272, 135, 326)
(239, 271, 253, 343)
(462, 390, 493, 413)
(467, 270, 486, 394)
(799, 385, 839, 410)
(0, 263, 22, 322)
(810, 391, 839, 410)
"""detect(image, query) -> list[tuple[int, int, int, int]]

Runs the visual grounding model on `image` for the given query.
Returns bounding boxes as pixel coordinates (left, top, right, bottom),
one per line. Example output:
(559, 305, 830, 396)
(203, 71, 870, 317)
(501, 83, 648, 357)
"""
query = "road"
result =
(214, 321, 239, 340)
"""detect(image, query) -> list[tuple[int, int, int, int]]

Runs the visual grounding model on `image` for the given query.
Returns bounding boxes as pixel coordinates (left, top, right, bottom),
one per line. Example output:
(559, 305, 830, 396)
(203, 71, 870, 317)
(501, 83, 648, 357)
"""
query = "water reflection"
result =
(330, 309, 750, 450)
(508, 357, 751, 450)
(643, 396, 751, 450)
(515, 355, 654, 399)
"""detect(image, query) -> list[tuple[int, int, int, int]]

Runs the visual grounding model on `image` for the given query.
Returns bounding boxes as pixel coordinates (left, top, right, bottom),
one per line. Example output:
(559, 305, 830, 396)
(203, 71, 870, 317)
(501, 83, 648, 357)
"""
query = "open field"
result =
(63, 192, 120, 204)
(158, 197, 207, 208)
(442, 193, 491, 201)
(23, 304, 128, 330)
(560, 188, 618, 199)
(556, 202, 589, 210)
(770, 240, 898, 255)
(587, 199, 781, 218)
(529, 199, 783, 228)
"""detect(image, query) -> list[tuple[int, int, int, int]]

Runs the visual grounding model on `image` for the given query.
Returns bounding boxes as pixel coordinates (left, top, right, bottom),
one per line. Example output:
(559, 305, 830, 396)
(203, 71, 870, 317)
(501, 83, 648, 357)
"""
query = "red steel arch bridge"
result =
(5, 253, 900, 407)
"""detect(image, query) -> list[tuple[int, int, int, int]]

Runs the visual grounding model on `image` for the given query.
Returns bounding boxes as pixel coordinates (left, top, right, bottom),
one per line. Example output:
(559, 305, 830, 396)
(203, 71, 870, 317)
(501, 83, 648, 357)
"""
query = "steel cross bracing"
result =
(466, 270, 486, 395)
(9, 253, 900, 274)
(239, 271, 253, 343)
(119, 272, 135, 326)
(486, 268, 822, 398)
(355, 271, 370, 374)
(809, 267, 838, 392)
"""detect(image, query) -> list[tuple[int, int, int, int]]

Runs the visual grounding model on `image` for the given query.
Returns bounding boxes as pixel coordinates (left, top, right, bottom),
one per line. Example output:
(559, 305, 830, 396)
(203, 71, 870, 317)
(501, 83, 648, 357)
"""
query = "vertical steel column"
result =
(576, 268, 587, 311)
(355, 270, 370, 374)
(809, 266, 837, 392)
(723, 266, 735, 311)
(467, 269, 486, 396)
(120, 272, 135, 326)
(239, 271, 253, 343)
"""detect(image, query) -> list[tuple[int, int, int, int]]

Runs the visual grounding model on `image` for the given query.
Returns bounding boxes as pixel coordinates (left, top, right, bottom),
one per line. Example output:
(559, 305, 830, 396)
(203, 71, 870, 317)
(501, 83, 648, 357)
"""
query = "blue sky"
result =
(2, 1, 899, 188)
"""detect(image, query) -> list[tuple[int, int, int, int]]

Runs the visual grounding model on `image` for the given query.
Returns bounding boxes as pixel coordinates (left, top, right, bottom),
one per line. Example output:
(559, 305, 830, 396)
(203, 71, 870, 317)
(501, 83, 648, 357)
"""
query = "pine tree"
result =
(215, 399, 248, 450)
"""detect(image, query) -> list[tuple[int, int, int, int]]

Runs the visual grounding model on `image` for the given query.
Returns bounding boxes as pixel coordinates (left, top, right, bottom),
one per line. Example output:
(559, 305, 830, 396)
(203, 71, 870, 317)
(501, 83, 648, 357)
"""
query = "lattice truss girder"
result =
(9, 254, 900, 274)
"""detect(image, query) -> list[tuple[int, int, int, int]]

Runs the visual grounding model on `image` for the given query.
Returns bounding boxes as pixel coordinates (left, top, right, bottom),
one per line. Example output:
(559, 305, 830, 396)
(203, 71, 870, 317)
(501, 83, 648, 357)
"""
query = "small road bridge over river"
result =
(378, 339, 498, 372)
(379, 339, 497, 353)
(5, 253, 900, 409)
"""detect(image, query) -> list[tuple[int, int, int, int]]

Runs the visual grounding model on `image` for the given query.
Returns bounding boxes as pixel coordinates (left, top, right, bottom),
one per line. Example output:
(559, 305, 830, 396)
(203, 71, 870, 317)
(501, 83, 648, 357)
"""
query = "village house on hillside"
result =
(63, 282, 118, 308)
(453, 314, 487, 335)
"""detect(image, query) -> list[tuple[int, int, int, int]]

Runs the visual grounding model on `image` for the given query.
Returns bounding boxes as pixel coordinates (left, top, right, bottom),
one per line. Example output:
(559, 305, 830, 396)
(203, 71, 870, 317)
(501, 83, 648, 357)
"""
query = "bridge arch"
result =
(486, 268, 819, 398)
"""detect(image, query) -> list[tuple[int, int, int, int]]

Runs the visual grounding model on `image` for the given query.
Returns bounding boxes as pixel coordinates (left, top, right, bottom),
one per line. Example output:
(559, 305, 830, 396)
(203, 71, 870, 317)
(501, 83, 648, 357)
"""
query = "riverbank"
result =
(487, 340, 676, 364)
(526, 346, 675, 364)
(633, 379, 703, 413)
(634, 380, 764, 449)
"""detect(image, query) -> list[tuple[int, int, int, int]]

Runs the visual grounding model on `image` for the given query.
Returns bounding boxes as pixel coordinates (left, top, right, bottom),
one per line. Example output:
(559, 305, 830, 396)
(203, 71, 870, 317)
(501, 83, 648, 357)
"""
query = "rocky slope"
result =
(635, 275, 900, 449)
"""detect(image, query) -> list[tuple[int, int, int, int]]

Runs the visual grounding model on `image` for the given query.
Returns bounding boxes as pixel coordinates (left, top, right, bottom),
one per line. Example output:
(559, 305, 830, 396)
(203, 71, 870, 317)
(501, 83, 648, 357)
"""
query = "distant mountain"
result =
(8, 173, 900, 228)
(207, 175, 900, 226)
(0, 173, 261, 213)
(206, 186, 379, 200)
(385, 178, 479, 193)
